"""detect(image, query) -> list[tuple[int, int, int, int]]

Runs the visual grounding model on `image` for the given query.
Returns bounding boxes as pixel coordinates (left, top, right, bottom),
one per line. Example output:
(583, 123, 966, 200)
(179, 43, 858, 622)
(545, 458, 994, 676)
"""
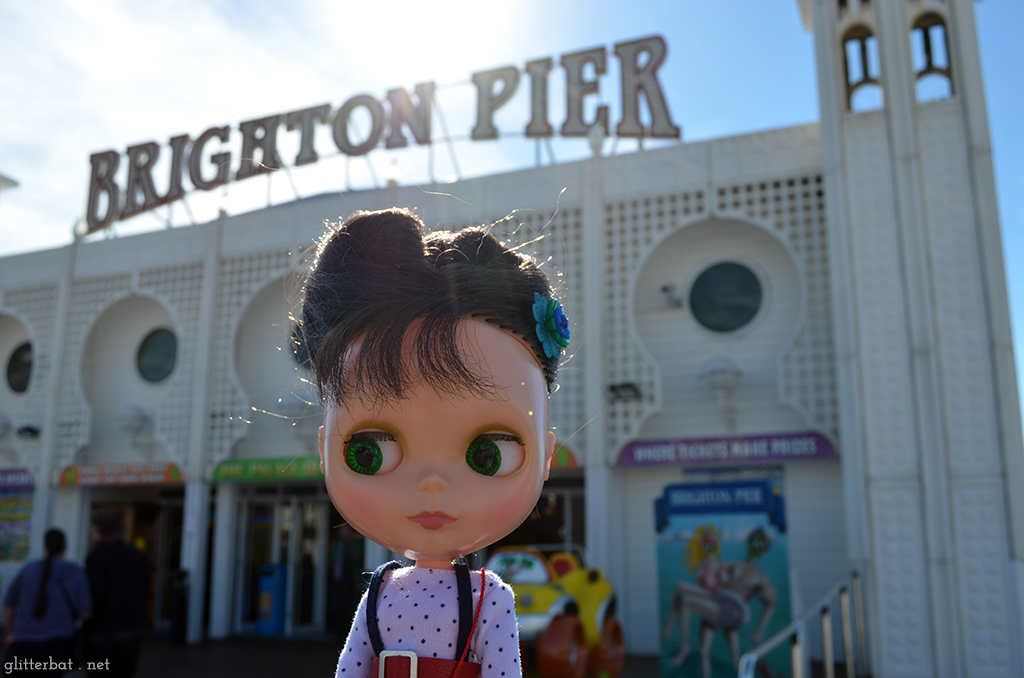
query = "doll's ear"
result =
(544, 430, 556, 481)
(318, 426, 325, 475)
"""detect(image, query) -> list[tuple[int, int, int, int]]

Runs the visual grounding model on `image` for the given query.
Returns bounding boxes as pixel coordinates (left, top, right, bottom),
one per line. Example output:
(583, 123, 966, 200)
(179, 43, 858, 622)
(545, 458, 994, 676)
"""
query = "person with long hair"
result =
(3, 528, 91, 676)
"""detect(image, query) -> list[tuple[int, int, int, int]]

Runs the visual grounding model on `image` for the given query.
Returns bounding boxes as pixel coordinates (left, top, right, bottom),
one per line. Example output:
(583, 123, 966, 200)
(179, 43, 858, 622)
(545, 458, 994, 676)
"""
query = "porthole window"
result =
(290, 324, 310, 369)
(137, 328, 177, 383)
(689, 262, 763, 333)
(6, 342, 32, 393)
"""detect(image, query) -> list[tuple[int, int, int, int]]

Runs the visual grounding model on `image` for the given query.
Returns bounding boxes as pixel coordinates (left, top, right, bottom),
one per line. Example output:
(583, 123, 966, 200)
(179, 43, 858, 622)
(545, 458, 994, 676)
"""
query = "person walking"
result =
(85, 510, 149, 678)
(2, 528, 92, 677)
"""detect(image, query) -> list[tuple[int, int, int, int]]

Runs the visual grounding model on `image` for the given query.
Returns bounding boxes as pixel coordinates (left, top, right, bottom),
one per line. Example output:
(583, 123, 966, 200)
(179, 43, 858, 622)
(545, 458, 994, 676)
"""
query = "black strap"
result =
(366, 561, 402, 656)
(364, 560, 476, 662)
(454, 562, 473, 661)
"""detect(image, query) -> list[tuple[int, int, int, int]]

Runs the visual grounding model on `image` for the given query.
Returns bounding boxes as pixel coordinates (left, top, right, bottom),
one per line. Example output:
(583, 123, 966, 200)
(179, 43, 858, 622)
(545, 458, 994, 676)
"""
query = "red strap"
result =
(452, 567, 487, 678)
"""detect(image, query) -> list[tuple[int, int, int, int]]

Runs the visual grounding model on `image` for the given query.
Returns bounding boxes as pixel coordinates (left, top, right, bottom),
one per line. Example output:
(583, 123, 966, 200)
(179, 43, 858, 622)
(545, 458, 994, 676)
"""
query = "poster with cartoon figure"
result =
(655, 467, 791, 678)
(0, 468, 34, 562)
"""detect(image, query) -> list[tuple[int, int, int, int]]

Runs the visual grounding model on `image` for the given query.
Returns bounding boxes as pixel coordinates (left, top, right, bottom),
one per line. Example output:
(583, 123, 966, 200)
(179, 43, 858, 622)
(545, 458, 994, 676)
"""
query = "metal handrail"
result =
(738, 571, 867, 678)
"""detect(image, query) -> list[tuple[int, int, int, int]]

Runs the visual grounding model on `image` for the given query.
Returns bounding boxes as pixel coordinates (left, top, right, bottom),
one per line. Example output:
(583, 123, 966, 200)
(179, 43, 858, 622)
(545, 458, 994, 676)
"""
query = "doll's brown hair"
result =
(301, 208, 561, 406)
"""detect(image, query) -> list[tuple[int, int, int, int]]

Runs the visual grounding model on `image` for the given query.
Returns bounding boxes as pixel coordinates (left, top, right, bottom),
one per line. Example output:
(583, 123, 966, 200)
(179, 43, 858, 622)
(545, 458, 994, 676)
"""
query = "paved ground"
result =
(126, 634, 661, 678)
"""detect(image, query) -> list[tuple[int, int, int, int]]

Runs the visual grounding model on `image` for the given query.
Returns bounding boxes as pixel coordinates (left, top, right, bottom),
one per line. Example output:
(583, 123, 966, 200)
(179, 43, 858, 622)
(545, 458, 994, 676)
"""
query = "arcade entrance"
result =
(89, 487, 184, 630)
(234, 485, 363, 636)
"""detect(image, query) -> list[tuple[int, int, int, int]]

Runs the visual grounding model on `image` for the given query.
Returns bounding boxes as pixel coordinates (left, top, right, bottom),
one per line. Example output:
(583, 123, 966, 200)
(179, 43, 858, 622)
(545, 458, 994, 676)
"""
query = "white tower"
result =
(799, 0, 1024, 676)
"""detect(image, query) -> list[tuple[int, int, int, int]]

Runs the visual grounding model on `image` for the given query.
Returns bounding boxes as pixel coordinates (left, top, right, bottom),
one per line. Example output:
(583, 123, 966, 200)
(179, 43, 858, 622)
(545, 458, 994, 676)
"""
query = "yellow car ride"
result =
(485, 546, 625, 678)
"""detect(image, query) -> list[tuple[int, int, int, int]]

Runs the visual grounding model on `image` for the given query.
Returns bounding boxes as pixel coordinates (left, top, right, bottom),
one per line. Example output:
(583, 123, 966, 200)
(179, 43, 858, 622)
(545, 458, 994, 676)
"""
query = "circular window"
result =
(6, 342, 32, 393)
(689, 262, 763, 333)
(137, 328, 177, 383)
(290, 324, 310, 369)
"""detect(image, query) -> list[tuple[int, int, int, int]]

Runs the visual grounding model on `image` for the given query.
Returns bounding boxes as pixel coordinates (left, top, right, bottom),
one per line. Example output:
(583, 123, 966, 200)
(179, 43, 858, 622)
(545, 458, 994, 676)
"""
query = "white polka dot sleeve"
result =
(335, 589, 375, 678)
(471, 570, 522, 678)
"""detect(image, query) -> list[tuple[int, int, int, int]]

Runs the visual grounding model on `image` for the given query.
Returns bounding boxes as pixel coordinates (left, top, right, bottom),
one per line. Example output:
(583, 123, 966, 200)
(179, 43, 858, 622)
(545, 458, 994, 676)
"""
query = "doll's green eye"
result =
(344, 431, 402, 475)
(467, 434, 525, 477)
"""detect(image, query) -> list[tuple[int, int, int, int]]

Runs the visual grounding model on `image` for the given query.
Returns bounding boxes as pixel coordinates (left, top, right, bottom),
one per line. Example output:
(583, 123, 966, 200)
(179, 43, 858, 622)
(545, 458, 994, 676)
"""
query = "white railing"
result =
(738, 571, 867, 678)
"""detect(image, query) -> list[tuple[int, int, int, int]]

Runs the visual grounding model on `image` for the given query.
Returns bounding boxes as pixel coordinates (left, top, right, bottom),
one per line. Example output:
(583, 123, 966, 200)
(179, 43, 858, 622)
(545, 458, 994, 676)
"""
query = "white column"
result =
(207, 482, 239, 639)
(949, 6, 1024, 649)
(180, 220, 221, 643)
(50, 486, 90, 562)
(31, 240, 79, 559)
(581, 154, 610, 558)
(179, 479, 210, 644)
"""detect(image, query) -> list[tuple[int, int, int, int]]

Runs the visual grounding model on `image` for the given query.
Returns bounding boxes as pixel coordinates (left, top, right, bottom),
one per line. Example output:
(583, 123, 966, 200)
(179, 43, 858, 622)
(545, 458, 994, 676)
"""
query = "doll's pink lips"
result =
(408, 512, 456, 530)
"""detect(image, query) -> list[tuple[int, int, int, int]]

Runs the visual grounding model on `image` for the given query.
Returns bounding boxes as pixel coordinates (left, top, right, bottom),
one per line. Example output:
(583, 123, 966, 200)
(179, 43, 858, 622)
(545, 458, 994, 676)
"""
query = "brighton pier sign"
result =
(85, 35, 680, 234)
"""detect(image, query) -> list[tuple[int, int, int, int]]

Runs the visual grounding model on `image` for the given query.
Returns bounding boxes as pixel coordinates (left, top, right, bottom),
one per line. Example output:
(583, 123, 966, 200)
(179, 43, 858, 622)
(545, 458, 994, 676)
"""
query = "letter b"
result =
(86, 151, 121, 234)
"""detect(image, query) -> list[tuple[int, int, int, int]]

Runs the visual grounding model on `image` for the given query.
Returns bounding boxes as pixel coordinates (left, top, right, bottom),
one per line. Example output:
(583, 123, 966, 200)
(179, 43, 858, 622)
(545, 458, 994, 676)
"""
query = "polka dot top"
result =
(335, 566, 521, 678)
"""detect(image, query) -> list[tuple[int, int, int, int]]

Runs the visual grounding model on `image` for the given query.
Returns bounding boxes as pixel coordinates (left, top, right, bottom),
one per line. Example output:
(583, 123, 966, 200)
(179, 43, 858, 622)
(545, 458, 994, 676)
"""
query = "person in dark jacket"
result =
(85, 510, 149, 678)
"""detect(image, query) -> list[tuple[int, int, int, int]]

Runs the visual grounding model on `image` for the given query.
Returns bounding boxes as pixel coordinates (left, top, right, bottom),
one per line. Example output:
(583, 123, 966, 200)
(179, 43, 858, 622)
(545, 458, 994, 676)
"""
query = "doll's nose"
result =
(417, 474, 449, 492)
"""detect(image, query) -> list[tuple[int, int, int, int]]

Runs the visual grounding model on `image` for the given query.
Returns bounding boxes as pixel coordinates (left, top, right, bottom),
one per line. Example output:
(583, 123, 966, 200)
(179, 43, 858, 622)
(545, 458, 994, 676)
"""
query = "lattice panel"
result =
(442, 209, 588, 458)
(920, 108, 1001, 475)
(205, 250, 293, 477)
(714, 175, 839, 439)
(952, 482, 1013, 675)
(138, 263, 203, 466)
(845, 121, 918, 475)
(870, 483, 934, 674)
(1, 284, 58, 472)
(603, 191, 706, 455)
(54, 274, 132, 471)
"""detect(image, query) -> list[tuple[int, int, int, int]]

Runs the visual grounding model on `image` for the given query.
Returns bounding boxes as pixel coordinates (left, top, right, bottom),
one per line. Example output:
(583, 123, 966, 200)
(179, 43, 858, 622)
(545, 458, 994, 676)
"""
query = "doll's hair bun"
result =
(301, 208, 562, 405)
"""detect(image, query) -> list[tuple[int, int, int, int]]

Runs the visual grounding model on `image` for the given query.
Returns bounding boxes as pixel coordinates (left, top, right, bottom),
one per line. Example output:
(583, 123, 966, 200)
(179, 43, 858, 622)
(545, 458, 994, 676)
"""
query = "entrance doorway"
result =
(325, 505, 364, 637)
(89, 490, 184, 630)
(235, 486, 332, 635)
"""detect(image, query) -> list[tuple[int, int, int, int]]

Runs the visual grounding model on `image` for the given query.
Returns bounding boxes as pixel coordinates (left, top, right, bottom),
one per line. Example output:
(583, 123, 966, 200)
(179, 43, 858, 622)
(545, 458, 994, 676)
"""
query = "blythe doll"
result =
(301, 208, 570, 678)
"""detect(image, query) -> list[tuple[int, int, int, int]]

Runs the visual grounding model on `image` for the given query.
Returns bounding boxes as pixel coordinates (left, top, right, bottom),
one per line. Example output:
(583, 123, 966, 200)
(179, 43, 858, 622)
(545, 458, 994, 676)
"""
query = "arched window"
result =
(911, 13, 953, 101)
(843, 26, 883, 112)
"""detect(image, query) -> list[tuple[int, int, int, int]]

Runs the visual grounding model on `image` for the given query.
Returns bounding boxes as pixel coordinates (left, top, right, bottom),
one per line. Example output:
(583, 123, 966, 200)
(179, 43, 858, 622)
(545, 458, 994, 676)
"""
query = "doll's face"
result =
(318, 318, 555, 569)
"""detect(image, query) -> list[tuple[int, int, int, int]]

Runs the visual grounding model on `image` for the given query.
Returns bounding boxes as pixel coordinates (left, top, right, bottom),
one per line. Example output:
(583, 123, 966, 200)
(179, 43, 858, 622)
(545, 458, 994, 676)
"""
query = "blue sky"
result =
(0, 0, 1021, 422)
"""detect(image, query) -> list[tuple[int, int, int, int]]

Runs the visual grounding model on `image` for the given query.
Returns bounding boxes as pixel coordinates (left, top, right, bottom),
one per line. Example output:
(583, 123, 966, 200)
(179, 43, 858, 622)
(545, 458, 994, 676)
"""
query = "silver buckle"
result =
(378, 650, 418, 678)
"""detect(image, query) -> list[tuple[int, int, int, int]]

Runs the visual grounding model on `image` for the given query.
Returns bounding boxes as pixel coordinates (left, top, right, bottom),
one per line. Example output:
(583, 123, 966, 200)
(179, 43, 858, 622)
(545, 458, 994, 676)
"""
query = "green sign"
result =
(213, 456, 323, 483)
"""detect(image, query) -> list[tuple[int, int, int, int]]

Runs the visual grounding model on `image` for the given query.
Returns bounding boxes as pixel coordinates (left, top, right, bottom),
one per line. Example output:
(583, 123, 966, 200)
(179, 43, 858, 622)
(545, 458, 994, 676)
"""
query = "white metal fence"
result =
(738, 572, 867, 678)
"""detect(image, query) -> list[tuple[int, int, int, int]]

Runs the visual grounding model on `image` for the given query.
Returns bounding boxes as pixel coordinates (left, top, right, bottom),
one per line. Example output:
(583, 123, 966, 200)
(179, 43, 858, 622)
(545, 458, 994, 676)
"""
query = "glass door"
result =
(290, 499, 328, 634)
(239, 502, 275, 629)
(235, 495, 328, 635)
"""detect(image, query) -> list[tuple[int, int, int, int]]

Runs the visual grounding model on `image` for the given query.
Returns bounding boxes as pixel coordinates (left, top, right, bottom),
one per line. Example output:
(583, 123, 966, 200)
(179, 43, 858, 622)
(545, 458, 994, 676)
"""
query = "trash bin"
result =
(257, 564, 286, 635)
(169, 569, 189, 645)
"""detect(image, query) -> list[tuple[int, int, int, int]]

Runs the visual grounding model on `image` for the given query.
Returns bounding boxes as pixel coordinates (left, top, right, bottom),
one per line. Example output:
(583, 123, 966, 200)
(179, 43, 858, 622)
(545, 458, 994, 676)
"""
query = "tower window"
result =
(843, 26, 883, 112)
(911, 13, 953, 101)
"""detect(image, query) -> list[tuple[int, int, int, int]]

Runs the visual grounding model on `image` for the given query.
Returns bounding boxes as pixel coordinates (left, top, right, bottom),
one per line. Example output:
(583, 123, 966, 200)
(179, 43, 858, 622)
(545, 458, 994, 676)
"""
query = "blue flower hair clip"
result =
(533, 292, 571, 359)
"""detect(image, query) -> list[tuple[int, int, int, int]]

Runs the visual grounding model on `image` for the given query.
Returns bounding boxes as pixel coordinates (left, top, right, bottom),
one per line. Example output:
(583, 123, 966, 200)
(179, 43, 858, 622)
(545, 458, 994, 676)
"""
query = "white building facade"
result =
(0, 1, 1020, 676)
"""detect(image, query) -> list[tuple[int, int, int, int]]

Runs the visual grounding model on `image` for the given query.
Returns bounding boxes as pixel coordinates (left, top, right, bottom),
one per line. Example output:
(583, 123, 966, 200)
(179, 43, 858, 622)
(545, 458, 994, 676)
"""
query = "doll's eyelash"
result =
(479, 433, 524, 445)
(345, 431, 395, 443)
